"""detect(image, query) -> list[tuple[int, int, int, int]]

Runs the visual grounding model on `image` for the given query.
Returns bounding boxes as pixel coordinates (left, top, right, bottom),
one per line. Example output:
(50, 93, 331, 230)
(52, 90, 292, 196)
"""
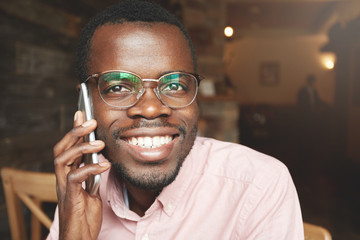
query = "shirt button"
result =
(166, 202, 174, 212)
(141, 234, 149, 240)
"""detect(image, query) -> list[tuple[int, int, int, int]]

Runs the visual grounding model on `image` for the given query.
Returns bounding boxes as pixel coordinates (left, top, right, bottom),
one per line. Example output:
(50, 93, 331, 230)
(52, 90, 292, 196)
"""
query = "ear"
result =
(76, 84, 81, 92)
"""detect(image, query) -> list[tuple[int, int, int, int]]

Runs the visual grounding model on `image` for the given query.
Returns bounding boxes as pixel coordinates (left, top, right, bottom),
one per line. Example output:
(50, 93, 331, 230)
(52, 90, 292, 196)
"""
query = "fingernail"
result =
(99, 162, 111, 167)
(81, 119, 94, 128)
(74, 111, 80, 121)
(89, 140, 103, 146)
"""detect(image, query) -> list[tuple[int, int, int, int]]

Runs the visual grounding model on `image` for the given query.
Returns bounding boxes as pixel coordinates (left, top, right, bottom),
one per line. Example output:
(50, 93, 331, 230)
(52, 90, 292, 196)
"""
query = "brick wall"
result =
(0, 1, 86, 172)
(182, 0, 225, 82)
(0, 1, 91, 237)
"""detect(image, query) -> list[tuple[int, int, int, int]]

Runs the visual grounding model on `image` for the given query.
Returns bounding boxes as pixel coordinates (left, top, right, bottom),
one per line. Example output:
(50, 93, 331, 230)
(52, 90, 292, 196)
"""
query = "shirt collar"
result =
(157, 145, 198, 216)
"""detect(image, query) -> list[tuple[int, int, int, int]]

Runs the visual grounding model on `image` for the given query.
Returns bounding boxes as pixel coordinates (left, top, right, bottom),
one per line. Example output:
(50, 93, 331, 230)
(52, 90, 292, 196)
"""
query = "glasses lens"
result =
(98, 71, 142, 107)
(158, 73, 197, 108)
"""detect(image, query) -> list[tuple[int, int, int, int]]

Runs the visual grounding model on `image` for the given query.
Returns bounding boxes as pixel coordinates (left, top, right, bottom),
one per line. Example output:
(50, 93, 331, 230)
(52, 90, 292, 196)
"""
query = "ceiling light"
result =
(224, 26, 234, 37)
(325, 60, 334, 70)
(321, 53, 336, 70)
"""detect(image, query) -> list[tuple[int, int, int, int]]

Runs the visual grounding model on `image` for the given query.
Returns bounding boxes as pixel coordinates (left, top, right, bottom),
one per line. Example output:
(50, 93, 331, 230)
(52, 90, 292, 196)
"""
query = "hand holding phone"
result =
(78, 83, 101, 194)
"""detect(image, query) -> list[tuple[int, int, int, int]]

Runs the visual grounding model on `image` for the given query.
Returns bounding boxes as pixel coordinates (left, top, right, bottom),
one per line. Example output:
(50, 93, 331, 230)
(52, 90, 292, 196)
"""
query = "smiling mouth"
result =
(125, 135, 175, 149)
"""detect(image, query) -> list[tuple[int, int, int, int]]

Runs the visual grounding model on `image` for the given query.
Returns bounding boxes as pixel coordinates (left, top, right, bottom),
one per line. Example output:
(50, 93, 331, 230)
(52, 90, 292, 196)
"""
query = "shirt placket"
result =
(136, 199, 166, 240)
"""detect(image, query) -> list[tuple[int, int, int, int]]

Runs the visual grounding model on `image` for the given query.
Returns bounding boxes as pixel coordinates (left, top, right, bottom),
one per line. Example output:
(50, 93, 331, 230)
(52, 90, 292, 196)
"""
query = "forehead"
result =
(88, 22, 194, 76)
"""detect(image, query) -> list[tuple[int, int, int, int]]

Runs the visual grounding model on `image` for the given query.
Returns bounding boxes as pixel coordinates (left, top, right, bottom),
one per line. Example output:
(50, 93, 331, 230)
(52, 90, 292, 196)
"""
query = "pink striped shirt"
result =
(48, 137, 304, 240)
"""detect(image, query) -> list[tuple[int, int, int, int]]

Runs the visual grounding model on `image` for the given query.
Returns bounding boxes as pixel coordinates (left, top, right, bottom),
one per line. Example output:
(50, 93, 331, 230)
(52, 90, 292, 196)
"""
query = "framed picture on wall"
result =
(259, 61, 280, 86)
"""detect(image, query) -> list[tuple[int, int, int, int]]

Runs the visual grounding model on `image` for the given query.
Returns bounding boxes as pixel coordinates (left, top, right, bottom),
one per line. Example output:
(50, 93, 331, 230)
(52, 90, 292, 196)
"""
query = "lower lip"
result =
(124, 137, 177, 163)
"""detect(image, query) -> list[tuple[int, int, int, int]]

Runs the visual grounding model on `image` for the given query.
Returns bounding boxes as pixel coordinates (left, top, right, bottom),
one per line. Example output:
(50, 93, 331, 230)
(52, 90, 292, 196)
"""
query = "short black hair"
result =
(76, 0, 197, 82)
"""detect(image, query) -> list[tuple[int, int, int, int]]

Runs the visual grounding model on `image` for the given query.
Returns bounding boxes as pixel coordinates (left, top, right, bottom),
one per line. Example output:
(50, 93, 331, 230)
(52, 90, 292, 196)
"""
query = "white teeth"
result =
(138, 137, 144, 146)
(128, 135, 173, 148)
(131, 137, 138, 145)
(144, 137, 152, 148)
(153, 136, 161, 147)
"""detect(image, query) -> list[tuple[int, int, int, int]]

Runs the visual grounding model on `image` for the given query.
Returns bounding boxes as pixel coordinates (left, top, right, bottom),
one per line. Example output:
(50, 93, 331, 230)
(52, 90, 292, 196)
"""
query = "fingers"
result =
(54, 111, 108, 239)
(53, 115, 97, 158)
(53, 111, 104, 196)
(55, 142, 105, 194)
(65, 162, 111, 196)
(56, 140, 105, 168)
(74, 110, 85, 128)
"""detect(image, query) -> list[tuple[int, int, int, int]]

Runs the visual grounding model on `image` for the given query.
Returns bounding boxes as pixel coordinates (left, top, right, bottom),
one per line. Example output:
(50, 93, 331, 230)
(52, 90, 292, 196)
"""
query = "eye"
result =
(162, 82, 184, 92)
(100, 72, 142, 95)
(160, 73, 190, 94)
(103, 81, 133, 94)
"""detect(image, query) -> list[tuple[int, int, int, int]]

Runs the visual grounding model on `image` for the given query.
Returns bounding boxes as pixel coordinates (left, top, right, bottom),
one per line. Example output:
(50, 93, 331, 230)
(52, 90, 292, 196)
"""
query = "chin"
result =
(111, 159, 183, 191)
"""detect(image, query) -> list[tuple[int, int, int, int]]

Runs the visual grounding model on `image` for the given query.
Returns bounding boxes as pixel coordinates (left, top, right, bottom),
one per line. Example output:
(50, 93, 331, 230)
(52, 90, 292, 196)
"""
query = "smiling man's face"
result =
(87, 22, 199, 190)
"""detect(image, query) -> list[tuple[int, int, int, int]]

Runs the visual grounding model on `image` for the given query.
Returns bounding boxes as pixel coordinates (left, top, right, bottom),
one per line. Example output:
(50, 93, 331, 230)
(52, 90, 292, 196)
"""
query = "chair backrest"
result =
(304, 222, 332, 240)
(1, 167, 57, 240)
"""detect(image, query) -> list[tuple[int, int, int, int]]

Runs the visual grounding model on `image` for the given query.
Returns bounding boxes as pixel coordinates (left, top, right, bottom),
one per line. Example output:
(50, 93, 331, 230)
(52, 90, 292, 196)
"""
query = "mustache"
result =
(111, 119, 186, 140)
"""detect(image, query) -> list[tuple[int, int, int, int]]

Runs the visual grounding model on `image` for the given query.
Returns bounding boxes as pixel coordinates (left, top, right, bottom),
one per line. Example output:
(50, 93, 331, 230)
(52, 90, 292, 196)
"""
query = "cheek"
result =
(180, 103, 199, 130)
(94, 106, 127, 137)
(91, 84, 120, 126)
(92, 93, 109, 125)
(92, 92, 118, 138)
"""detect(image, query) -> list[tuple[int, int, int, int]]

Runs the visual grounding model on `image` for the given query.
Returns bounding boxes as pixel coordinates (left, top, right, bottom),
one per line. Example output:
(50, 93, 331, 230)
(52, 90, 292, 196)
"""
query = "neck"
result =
(124, 182, 161, 217)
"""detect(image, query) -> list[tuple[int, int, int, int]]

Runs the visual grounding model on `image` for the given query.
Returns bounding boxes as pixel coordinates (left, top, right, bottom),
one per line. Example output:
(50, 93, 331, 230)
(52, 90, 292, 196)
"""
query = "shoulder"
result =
(190, 137, 291, 189)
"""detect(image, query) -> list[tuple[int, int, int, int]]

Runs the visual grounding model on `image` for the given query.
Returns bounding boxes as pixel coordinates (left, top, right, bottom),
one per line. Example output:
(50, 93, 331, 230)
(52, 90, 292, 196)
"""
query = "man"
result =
(48, 1, 303, 239)
(297, 74, 321, 111)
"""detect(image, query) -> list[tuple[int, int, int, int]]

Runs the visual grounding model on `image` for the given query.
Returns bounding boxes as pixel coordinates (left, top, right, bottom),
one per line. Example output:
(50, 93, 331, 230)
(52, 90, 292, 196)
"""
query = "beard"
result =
(111, 153, 184, 191)
(100, 119, 198, 191)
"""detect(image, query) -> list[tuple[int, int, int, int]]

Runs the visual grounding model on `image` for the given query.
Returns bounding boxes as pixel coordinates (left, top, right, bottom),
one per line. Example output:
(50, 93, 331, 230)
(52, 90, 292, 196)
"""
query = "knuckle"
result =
(54, 158, 61, 167)
(53, 142, 65, 158)
(79, 141, 99, 155)
(79, 142, 88, 152)
(66, 171, 77, 183)
(70, 126, 82, 139)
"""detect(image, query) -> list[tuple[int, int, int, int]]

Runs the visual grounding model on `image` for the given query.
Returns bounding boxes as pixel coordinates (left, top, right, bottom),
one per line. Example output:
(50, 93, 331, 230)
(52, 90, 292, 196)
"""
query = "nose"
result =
(127, 87, 172, 119)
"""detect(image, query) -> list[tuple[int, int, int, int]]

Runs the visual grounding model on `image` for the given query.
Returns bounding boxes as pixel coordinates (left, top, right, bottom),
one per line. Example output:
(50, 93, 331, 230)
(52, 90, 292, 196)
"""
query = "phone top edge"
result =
(79, 83, 94, 121)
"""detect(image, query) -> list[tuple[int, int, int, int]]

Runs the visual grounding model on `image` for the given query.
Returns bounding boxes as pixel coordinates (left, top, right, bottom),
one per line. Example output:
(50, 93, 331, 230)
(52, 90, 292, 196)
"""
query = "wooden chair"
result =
(304, 222, 332, 240)
(1, 167, 57, 240)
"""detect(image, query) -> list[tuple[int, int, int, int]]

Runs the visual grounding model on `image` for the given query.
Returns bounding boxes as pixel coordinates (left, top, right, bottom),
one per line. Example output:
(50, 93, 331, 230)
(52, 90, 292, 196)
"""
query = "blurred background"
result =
(1, 0, 360, 239)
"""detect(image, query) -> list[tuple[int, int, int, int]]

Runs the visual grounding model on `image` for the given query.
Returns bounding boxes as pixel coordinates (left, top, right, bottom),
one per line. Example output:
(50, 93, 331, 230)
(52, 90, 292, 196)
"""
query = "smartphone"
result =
(78, 83, 100, 195)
